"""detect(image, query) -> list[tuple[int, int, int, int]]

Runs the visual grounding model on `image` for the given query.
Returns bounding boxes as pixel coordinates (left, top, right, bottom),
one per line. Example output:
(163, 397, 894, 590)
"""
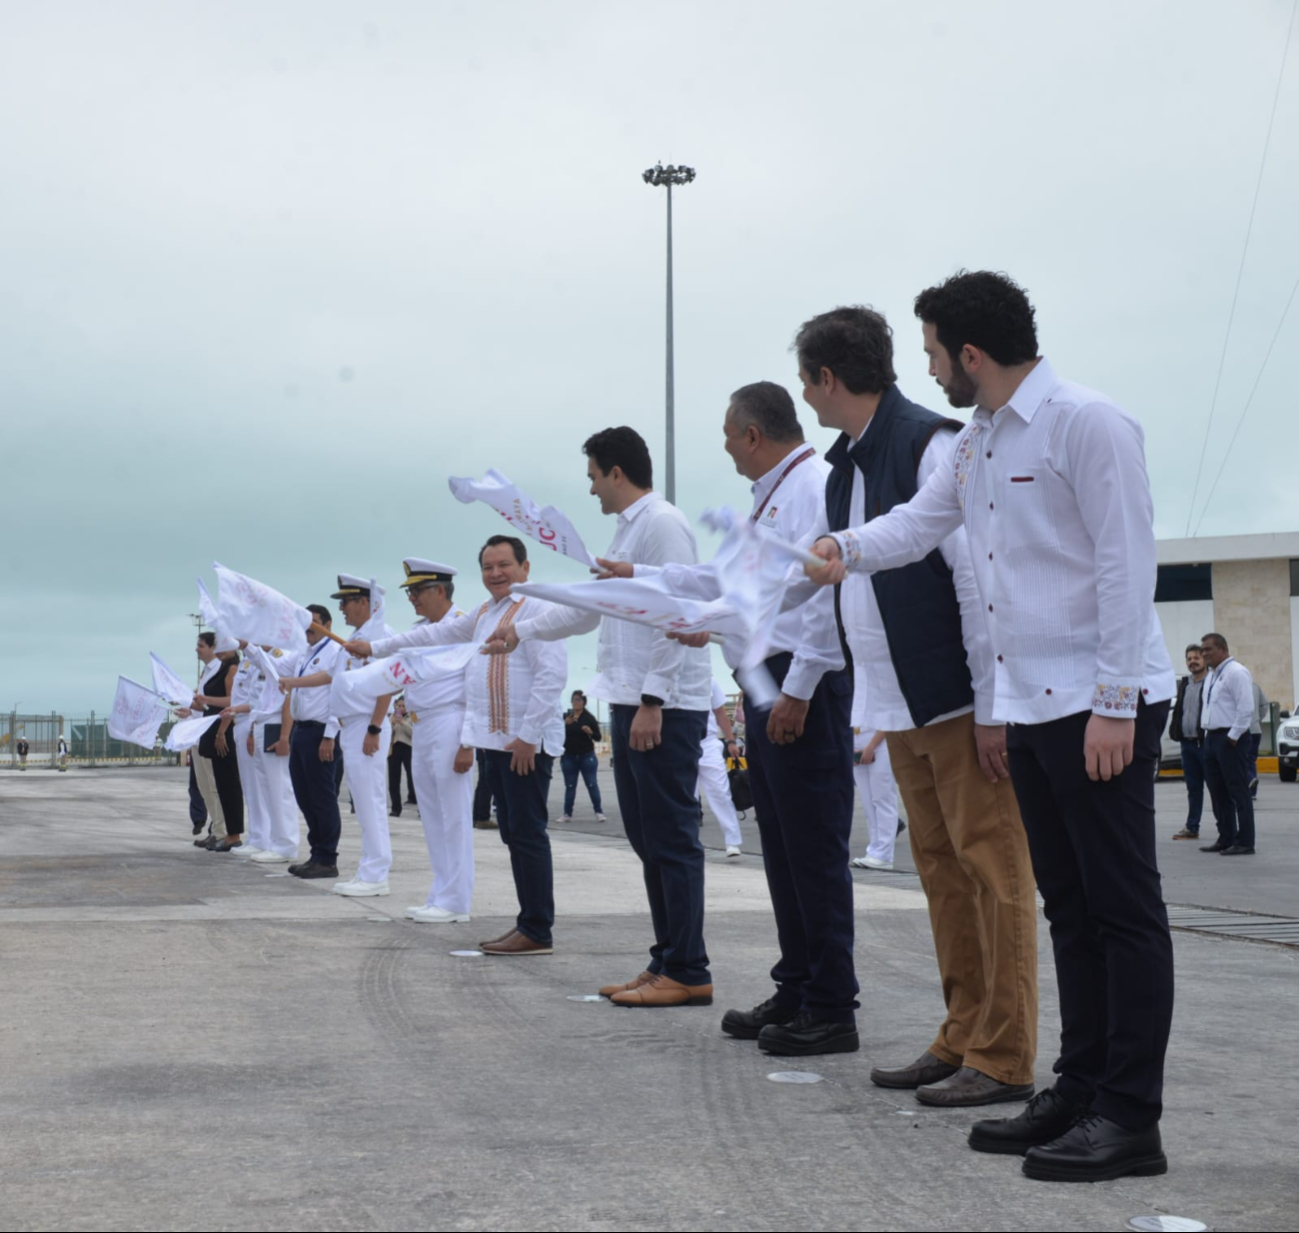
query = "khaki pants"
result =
(193, 752, 226, 839)
(885, 711, 1038, 1085)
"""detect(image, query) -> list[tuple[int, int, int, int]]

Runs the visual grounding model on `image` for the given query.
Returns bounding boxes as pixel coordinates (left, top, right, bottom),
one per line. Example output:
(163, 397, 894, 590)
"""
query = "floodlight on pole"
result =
(642, 162, 696, 505)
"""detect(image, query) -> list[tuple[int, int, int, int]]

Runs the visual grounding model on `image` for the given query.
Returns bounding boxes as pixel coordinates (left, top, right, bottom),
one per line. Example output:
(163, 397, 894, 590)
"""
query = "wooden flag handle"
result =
(310, 621, 348, 647)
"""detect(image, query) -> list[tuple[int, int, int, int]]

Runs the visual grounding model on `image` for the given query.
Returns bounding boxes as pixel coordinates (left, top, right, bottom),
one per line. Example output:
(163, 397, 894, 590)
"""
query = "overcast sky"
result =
(2, 0, 1296, 715)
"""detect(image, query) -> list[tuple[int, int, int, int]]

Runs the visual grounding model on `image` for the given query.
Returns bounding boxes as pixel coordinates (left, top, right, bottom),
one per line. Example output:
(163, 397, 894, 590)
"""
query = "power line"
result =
(1184, 0, 1298, 535)
(1191, 266, 1299, 536)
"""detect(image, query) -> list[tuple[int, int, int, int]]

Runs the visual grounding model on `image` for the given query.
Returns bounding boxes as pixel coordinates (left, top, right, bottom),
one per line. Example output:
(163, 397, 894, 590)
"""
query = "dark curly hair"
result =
(913, 270, 1038, 367)
(583, 426, 653, 490)
(793, 306, 896, 395)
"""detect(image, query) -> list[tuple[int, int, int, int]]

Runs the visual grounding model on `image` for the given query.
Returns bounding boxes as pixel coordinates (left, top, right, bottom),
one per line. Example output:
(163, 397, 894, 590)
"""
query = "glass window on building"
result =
(1155, 563, 1212, 603)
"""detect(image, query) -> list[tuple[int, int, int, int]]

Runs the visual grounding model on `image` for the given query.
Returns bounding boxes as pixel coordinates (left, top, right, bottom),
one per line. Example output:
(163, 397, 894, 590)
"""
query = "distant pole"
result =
(642, 162, 696, 505)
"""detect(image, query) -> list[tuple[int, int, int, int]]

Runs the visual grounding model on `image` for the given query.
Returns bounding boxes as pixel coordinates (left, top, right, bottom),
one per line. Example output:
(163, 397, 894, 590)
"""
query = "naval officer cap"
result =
(330, 573, 371, 600)
(400, 558, 458, 589)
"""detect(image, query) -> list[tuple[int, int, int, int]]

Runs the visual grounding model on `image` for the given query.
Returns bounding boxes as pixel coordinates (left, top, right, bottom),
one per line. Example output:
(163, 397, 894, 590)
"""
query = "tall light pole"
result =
(642, 162, 695, 505)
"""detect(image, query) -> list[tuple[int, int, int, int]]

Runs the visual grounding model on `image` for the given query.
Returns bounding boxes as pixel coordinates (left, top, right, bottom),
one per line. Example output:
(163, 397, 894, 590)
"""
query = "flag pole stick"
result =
(309, 622, 348, 647)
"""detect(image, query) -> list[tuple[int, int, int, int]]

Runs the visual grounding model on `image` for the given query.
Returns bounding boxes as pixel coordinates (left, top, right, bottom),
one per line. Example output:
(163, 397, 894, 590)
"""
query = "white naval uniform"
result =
(851, 676, 899, 866)
(405, 610, 474, 914)
(336, 626, 397, 883)
(251, 648, 300, 859)
(229, 656, 268, 850)
(696, 679, 742, 848)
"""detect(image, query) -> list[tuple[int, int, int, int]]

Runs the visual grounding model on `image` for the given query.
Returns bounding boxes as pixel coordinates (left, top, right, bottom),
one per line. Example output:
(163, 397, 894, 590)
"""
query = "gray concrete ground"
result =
(2, 765, 1297, 1232)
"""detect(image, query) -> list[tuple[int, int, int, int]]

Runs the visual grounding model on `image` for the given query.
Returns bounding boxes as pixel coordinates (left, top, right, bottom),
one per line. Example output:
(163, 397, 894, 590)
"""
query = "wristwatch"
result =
(640, 694, 664, 707)
(366, 724, 382, 736)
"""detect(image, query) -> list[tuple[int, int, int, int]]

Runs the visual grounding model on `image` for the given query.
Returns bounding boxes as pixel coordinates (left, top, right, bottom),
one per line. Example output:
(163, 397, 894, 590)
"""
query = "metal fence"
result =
(2, 711, 183, 769)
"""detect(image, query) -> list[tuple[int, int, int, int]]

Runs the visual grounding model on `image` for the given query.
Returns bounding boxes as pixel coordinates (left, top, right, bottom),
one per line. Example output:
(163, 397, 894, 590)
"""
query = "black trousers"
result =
(481, 749, 555, 944)
(473, 748, 496, 822)
(388, 740, 415, 814)
(187, 760, 207, 827)
(744, 655, 858, 1022)
(1006, 700, 1172, 1129)
(289, 722, 344, 865)
(1202, 730, 1255, 848)
(205, 743, 244, 836)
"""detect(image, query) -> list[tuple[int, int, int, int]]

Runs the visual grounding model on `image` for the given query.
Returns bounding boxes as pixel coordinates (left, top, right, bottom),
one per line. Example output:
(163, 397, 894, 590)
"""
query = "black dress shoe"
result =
(870, 1050, 959, 1089)
(212, 839, 243, 853)
(1022, 1112, 1166, 1182)
(1199, 841, 1230, 852)
(916, 1066, 1034, 1107)
(203, 835, 222, 850)
(293, 862, 339, 880)
(969, 1086, 1088, 1154)
(192, 822, 205, 836)
(1220, 845, 1256, 855)
(757, 1011, 859, 1056)
(720, 996, 799, 1040)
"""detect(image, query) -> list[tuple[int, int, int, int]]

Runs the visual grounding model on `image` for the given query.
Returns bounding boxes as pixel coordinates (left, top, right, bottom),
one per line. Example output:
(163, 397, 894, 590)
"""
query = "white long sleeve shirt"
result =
(841, 425, 994, 731)
(512, 492, 713, 711)
(1201, 658, 1255, 741)
(829, 359, 1174, 725)
(290, 637, 343, 738)
(370, 594, 566, 754)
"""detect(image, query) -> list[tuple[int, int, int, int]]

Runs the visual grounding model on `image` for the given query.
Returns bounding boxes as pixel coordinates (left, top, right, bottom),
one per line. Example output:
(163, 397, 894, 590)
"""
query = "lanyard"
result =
(1203, 658, 1233, 712)
(751, 447, 815, 524)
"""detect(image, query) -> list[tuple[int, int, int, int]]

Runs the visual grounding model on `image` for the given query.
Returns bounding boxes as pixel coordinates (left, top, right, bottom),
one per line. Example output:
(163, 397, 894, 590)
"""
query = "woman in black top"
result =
(194, 650, 245, 849)
(560, 690, 605, 822)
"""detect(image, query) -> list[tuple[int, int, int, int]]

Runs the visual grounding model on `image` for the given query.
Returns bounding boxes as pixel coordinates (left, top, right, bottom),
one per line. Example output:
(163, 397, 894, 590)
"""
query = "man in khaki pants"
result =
(795, 304, 1037, 1106)
(189, 631, 227, 845)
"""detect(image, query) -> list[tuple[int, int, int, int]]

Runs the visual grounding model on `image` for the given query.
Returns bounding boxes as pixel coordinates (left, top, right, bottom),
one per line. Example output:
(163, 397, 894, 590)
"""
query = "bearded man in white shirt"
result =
(345, 537, 567, 954)
(806, 271, 1176, 1184)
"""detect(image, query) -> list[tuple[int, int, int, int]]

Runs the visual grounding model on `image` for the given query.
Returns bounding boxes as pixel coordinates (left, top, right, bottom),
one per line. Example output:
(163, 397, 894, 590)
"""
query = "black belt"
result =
(1205, 727, 1231, 735)
(294, 720, 326, 730)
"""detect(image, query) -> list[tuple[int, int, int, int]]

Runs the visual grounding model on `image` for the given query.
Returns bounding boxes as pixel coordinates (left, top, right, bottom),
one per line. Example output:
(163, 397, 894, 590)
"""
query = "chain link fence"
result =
(2, 711, 183, 770)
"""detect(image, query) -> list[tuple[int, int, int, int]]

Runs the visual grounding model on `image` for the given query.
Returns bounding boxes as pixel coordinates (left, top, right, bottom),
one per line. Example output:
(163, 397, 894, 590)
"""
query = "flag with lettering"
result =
(196, 577, 219, 629)
(213, 562, 311, 655)
(149, 652, 194, 708)
(107, 676, 169, 749)
(330, 643, 477, 717)
(449, 469, 599, 569)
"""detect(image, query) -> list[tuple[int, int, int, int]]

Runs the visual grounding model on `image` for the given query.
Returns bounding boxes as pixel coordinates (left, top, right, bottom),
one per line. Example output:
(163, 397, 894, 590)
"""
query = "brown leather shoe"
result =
(599, 970, 654, 999)
(473, 818, 499, 830)
(610, 974, 713, 1007)
(916, 1065, 1035, 1107)
(479, 929, 553, 956)
(870, 1050, 960, 1089)
(477, 928, 516, 949)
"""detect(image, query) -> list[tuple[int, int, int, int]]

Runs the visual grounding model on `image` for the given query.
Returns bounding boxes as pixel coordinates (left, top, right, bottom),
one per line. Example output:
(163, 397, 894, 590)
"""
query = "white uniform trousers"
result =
(234, 720, 268, 850)
(252, 722, 300, 857)
(410, 706, 474, 914)
(339, 717, 392, 882)
(853, 730, 899, 864)
(696, 736, 742, 848)
(192, 750, 226, 838)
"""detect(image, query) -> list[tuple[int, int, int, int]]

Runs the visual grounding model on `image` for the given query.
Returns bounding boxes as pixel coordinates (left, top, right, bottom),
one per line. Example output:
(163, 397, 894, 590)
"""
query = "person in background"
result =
(1198, 632, 1256, 856)
(559, 690, 606, 823)
(1248, 680, 1268, 798)
(696, 679, 743, 858)
(16, 735, 28, 770)
(1169, 644, 1206, 841)
(851, 676, 901, 871)
(388, 699, 416, 817)
(472, 749, 497, 830)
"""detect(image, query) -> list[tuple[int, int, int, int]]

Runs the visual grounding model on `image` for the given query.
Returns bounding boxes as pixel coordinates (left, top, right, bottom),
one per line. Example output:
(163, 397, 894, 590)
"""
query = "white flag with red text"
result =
(449, 469, 599, 569)
(330, 643, 478, 717)
(149, 652, 194, 708)
(107, 676, 170, 749)
(213, 562, 311, 655)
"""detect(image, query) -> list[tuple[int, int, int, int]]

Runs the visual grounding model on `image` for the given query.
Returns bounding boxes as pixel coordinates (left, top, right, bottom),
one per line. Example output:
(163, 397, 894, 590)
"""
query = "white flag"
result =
(107, 676, 169, 749)
(330, 643, 477, 716)
(213, 562, 311, 654)
(449, 469, 599, 569)
(149, 652, 193, 707)
(510, 577, 744, 638)
(165, 713, 220, 752)
(196, 577, 218, 628)
(243, 644, 292, 718)
(354, 578, 388, 642)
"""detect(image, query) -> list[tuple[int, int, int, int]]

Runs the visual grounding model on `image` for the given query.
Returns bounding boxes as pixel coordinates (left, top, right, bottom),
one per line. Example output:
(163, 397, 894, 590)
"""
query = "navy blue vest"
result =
(825, 385, 973, 728)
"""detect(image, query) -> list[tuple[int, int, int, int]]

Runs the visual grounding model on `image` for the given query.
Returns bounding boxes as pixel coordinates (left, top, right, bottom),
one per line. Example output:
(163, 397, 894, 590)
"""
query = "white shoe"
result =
(404, 905, 424, 919)
(410, 905, 471, 924)
(851, 855, 893, 870)
(250, 850, 290, 863)
(237, 846, 267, 858)
(725, 845, 742, 858)
(333, 878, 359, 890)
(558, 815, 572, 823)
(333, 880, 390, 897)
(595, 813, 608, 822)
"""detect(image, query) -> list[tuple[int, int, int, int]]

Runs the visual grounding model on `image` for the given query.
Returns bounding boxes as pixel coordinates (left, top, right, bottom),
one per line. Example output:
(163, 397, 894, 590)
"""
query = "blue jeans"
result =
(481, 748, 555, 944)
(1179, 739, 1204, 834)
(609, 704, 710, 985)
(561, 751, 603, 816)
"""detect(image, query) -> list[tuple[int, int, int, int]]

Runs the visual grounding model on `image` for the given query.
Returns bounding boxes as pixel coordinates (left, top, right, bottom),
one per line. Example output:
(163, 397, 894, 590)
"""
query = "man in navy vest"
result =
(795, 305, 1039, 1108)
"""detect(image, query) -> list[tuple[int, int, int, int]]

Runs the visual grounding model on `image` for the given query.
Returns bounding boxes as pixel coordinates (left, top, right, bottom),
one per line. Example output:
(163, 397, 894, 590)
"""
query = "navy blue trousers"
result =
(290, 722, 344, 866)
(187, 760, 207, 827)
(1179, 739, 1204, 833)
(609, 704, 710, 985)
(1007, 700, 1173, 1129)
(481, 748, 555, 944)
(743, 655, 858, 1023)
(1203, 730, 1255, 848)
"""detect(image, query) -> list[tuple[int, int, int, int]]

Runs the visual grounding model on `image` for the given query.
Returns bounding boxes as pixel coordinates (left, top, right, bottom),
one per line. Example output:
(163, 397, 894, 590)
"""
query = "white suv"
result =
(1277, 712, 1298, 783)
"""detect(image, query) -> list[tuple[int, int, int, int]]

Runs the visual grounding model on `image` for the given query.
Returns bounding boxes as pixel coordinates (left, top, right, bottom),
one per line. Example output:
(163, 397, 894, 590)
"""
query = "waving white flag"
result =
(213, 562, 311, 654)
(149, 652, 193, 707)
(196, 577, 219, 629)
(166, 713, 220, 751)
(330, 643, 477, 717)
(243, 644, 293, 718)
(510, 577, 742, 637)
(107, 677, 169, 749)
(449, 469, 599, 569)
